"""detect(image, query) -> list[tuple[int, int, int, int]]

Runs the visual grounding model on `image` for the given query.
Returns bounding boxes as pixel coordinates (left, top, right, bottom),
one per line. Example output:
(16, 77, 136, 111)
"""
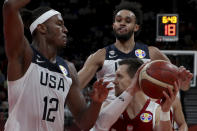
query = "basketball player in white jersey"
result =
(3, 0, 110, 131)
(78, 1, 193, 131)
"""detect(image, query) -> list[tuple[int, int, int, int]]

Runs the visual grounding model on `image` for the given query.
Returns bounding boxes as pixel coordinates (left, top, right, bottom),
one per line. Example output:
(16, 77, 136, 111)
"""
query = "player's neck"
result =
(32, 39, 57, 62)
(126, 91, 147, 119)
(130, 91, 147, 105)
(114, 37, 135, 54)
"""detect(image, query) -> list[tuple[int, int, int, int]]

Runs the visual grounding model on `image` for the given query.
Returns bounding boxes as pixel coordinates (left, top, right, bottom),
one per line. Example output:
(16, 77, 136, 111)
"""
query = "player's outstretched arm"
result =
(66, 62, 110, 130)
(173, 97, 188, 131)
(91, 90, 133, 131)
(178, 66, 193, 91)
(3, 0, 33, 81)
(148, 46, 170, 62)
(155, 81, 179, 131)
(78, 48, 105, 89)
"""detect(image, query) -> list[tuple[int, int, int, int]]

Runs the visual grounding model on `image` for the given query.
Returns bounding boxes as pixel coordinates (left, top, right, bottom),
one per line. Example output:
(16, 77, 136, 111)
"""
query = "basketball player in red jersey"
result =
(78, 1, 192, 131)
(91, 58, 191, 131)
(3, 0, 110, 131)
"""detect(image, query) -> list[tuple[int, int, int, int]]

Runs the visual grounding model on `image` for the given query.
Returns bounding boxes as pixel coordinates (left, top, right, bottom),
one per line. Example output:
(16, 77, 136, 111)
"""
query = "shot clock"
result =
(156, 14, 179, 42)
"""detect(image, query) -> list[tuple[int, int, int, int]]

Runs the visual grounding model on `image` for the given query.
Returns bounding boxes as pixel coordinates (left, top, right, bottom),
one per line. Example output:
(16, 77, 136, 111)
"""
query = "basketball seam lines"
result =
(139, 66, 173, 89)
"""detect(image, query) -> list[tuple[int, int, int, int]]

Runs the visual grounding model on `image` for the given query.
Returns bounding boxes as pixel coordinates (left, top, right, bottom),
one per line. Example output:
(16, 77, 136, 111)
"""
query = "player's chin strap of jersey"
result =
(91, 91, 133, 131)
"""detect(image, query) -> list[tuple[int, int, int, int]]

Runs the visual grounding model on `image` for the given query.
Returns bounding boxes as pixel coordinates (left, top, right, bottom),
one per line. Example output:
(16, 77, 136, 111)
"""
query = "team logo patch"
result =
(135, 49, 146, 58)
(109, 50, 118, 59)
(127, 124, 133, 131)
(140, 113, 152, 123)
(59, 65, 68, 77)
(109, 50, 115, 55)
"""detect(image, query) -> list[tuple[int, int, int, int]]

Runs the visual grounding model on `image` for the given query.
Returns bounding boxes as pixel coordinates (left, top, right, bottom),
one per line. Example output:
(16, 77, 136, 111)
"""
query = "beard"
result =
(113, 29, 134, 42)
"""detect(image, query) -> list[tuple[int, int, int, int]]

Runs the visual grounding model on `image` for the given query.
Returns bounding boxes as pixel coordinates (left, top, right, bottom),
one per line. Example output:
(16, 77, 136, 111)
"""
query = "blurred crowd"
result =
(0, 0, 197, 129)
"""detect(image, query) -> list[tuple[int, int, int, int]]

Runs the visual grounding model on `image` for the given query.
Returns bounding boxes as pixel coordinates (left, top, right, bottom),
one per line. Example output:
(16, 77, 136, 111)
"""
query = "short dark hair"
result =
(20, 6, 52, 33)
(113, 1, 143, 25)
(118, 58, 143, 78)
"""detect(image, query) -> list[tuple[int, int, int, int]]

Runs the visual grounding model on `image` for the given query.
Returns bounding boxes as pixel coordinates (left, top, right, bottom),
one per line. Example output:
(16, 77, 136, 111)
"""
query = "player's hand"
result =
(160, 81, 179, 112)
(126, 62, 148, 96)
(90, 79, 112, 103)
(178, 66, 193, 91)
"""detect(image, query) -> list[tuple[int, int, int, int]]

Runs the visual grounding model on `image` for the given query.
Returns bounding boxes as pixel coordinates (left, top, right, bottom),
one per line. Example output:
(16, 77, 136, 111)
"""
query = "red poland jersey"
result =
(110, 99, 159, 131)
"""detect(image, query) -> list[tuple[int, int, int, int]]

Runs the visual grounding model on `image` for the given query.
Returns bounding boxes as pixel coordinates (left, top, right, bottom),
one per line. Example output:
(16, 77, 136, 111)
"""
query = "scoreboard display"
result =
(156, 14, 179, 42)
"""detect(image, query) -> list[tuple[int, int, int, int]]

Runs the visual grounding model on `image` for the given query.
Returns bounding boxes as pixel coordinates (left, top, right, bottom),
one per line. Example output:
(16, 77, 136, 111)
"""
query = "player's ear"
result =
(134, 24, 140, 32)
(37, 24, 47, 34)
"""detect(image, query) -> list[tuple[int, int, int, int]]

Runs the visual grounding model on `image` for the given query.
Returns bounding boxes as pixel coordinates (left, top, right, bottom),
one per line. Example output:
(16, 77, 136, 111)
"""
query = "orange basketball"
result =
(139, 60, 179, 99)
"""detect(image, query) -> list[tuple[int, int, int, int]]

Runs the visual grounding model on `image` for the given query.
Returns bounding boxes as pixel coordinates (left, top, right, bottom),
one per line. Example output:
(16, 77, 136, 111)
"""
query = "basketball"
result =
(139, 60, 179, 99)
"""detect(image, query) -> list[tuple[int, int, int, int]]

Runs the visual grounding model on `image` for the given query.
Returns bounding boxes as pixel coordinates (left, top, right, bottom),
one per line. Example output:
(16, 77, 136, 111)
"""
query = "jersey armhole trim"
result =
(7, 63, 34, 86)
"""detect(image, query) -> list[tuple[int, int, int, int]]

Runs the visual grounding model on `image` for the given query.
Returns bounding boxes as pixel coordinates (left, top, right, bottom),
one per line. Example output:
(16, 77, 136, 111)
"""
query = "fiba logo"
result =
(109, 50, 115, 55)
(140, 113, 152, 123)
(59, 65, 68, 77)
(135, 49, 146, 59)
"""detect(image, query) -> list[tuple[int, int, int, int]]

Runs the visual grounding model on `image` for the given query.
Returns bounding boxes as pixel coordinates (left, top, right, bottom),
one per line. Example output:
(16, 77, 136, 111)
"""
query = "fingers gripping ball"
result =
(139, 60, 179, 99)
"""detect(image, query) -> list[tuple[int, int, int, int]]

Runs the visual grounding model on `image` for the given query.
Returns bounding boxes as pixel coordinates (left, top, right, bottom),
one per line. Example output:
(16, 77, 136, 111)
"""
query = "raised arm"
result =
(66, 61, 109, 130)
(148, 46, 170, 62)
(78, 48, 105, 89)
(154, 81, 180, 131)
(173, 97, 188, 131)
(3, 0, 33, 81)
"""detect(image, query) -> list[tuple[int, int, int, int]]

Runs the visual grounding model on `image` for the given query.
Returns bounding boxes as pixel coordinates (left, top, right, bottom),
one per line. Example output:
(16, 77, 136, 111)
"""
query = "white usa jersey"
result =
(96, 43, 151, 102)
(5, 47, 72, 131)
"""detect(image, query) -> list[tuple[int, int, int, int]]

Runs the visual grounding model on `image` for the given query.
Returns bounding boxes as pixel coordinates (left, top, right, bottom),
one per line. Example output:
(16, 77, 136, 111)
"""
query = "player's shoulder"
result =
(148, 46, 160, 51)
(148, 46, 161, 58)
(62, 59, 78, 80)
(95, 47, 106, 56)
(91, 43, 116, 56)
(87, 48, 106, 63)
(148, 46, 170, 61)
(63, 59, 75, 70)
(92, 44, 116, 59)
(85, 44, 114, 66)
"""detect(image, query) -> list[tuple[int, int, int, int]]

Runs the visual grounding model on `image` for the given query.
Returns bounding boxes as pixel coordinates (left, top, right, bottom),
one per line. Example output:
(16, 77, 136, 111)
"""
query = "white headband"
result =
(29, 9, 61, 34)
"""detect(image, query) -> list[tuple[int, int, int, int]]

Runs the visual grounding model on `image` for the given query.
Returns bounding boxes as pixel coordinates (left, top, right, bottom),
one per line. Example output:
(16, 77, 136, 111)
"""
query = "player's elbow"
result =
(94, 113, 114, 130)
(3, 1, 11, 13)
(3, 1, 20, 16)
(178, 122, 188, 131)
(3, 0, 30, 12)
(74, 117, 95, 130)
(3, 0, 16, 11)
